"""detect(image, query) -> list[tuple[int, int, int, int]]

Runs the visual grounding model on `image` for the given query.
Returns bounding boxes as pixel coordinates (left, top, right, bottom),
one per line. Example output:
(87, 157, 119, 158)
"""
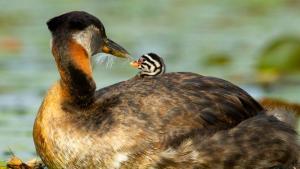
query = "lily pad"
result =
(257, 36, 300, 74)
(203, 53, 232, 67)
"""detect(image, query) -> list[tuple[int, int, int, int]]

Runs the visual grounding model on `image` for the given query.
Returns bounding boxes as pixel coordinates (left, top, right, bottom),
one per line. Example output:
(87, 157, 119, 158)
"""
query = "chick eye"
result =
(138, 58, 145, 63)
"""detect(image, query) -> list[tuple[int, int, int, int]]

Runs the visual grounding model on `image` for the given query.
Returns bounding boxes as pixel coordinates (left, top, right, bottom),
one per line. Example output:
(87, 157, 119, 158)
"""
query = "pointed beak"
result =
(102, 38, 130, 58)
(130, 60, 140, 68)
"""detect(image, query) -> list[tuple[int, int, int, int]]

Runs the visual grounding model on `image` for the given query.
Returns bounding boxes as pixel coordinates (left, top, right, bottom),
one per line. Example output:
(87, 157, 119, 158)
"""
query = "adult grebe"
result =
(33, 11, 299, 169)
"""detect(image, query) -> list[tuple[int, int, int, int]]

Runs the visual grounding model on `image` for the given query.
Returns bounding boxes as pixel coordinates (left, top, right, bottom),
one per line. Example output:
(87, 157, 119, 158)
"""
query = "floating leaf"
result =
(203, 53, 232, 67)
(257, 36, 300, 74)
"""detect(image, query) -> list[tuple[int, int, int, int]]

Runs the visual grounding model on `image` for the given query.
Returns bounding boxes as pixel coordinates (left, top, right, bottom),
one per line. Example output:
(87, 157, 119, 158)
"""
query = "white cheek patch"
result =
(72, 25, 99, 56)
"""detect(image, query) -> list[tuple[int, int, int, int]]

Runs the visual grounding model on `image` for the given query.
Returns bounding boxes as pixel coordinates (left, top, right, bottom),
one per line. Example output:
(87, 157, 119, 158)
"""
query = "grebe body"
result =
(33, 11, 299, 169)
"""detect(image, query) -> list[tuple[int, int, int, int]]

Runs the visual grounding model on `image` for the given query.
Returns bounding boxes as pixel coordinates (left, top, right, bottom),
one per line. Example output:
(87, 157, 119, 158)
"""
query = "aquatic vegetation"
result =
(203, 53, 232, 67)
(257, 36, 300, 74)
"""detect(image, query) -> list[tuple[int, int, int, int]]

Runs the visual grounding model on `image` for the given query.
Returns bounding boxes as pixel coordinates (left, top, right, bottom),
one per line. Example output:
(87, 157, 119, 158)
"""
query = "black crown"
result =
(47, 11, 105, 34)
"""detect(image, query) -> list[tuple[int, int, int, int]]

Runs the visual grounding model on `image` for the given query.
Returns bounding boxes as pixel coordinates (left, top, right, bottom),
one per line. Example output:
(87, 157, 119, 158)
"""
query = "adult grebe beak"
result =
(102, 38, 130, 58)
(130, 60, 140, 68)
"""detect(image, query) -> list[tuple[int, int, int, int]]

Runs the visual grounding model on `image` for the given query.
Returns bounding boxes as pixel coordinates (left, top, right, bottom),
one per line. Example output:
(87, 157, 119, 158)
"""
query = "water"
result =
(0, 0, 300, 161)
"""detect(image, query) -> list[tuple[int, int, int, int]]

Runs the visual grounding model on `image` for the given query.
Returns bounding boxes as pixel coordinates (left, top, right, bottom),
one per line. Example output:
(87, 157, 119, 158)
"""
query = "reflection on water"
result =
(0, 0, 300, 161)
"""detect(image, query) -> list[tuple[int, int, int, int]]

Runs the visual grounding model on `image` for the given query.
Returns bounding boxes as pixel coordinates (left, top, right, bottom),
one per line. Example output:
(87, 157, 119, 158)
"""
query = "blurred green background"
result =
(0, 0, 300, 163)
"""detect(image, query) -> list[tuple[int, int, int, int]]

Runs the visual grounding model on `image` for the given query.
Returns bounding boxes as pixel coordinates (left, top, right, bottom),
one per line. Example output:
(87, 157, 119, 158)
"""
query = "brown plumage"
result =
(260, 97, 300, 129)
(33, 11, 299, 169)
(154, 115, 299, 169)
(260, 97, 300, 117)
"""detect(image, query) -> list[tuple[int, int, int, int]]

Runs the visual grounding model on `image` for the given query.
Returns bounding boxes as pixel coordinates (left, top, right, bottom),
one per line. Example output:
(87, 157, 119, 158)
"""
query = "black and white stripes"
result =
(136, 53, 165, 77)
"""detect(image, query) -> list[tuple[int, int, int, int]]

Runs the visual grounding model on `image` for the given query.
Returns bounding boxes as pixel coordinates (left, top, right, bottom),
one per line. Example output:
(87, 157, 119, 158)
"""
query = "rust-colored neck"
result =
(52, 39, 96, 106)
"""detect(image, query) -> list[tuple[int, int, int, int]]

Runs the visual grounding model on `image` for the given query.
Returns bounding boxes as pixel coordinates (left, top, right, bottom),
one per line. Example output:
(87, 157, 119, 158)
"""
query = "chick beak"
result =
(102, 38, 130, 58)
(130, 60, 140, 68)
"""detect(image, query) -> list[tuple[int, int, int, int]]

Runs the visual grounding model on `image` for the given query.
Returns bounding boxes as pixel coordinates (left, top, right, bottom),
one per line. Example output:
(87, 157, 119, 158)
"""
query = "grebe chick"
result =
(130, 53, 165, 77)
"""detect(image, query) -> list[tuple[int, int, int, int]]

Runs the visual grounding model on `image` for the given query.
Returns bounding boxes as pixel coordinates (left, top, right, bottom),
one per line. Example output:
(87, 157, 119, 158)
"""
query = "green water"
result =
(0, 0, 300, 161)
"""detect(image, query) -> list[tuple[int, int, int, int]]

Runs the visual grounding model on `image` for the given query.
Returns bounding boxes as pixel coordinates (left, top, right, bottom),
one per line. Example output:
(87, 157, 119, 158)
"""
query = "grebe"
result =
(33, 11, 299, 169)
(130, 53, 165, 77)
